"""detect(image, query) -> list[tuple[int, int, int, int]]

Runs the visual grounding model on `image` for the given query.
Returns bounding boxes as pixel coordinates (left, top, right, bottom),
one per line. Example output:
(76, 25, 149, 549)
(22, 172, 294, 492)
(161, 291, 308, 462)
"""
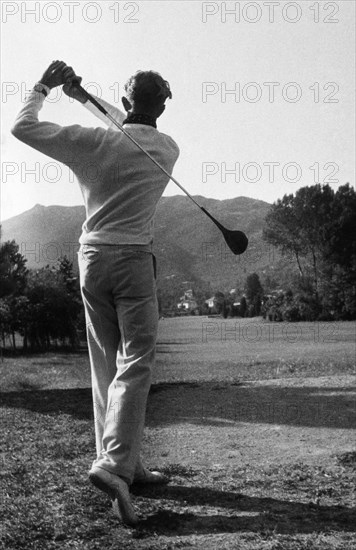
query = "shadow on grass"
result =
(147, 382, 356, 430)
(0, 346, 89, 358)
(130, 484, 356, 536)
(0, 381, 355, 429)
(0, 388, 93, 419)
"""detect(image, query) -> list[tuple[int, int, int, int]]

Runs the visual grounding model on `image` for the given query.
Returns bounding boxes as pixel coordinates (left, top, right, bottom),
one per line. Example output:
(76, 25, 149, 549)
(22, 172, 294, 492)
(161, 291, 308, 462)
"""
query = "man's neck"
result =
(123, 112, 157, 128)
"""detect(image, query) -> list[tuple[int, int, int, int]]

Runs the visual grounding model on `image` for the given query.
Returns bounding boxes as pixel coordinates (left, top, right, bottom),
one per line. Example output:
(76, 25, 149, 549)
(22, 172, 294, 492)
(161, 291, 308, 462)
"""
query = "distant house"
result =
(205, 296, 222, 315)
(177, 289, 199, 314)
(262, 289, 284, 303)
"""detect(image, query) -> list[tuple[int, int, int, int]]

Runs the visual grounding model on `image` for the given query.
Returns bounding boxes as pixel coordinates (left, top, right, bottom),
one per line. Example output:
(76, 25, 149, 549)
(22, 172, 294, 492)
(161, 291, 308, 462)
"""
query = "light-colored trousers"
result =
(78, 243, 158, 485)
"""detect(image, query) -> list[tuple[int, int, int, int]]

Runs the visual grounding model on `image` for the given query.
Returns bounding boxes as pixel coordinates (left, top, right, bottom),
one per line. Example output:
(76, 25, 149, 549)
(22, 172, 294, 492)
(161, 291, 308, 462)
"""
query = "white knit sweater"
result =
(11, 89, 180, 245)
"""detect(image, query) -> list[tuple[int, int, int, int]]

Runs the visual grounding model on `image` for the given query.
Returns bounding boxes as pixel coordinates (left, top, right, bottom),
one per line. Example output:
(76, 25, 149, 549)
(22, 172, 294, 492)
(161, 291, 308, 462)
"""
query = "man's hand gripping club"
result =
(39, 60, 87, 103)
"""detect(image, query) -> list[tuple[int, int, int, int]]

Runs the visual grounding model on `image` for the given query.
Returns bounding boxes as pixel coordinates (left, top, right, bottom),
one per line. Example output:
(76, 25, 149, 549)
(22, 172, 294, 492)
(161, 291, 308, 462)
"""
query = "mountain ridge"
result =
(1, 195, 278, 289)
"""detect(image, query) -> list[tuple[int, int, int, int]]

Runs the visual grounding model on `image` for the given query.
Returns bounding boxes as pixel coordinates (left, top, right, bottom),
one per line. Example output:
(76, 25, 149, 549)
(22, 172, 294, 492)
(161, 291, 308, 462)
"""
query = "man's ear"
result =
(122, 96, 132, 112)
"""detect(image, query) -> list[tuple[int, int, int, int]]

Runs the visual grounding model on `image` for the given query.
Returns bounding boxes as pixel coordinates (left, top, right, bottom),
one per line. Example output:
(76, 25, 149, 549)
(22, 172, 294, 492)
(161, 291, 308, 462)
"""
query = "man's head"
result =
(122, 70, 172, 119)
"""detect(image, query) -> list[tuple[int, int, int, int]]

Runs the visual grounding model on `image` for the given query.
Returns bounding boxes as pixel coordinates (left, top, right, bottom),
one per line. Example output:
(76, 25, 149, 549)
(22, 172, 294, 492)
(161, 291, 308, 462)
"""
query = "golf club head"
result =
(222, 229, 248, 255)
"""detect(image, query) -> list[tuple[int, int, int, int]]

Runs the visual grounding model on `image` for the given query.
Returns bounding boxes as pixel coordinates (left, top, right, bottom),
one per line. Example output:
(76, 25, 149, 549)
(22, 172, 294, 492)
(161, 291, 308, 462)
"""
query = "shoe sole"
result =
(89, 472, 139, 526)
(89, 472, 116, 499)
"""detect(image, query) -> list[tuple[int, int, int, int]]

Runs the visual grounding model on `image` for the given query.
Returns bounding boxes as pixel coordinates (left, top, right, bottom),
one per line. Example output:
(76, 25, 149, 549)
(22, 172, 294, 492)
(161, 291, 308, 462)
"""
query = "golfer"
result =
(11, 60, 180, 525)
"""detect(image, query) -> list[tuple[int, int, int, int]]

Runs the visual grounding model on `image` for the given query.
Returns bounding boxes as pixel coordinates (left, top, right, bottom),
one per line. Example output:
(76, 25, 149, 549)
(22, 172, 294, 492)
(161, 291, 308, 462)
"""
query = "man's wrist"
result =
(34, 82, 52, 96)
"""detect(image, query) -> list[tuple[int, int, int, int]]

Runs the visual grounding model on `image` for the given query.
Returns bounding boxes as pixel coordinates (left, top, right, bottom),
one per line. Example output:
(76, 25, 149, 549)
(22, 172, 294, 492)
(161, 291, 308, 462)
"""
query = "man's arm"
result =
(11, 61, 104, 165)
(11, 89, 104, 166)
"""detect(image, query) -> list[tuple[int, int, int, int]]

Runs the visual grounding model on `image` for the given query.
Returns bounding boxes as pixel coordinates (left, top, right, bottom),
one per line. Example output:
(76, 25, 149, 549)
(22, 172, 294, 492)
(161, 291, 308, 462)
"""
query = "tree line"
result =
(0, 237, 83, 351)
(1, 183, 355, 351)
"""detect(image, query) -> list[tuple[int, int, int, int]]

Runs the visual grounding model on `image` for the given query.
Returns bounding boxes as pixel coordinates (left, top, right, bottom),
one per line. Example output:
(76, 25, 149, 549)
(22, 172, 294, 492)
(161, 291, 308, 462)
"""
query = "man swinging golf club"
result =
(12, 60, 180, 526)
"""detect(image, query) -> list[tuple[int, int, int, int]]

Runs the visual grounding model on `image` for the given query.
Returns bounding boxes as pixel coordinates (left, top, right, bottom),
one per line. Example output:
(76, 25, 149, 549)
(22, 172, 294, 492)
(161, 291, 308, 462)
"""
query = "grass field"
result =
(1, 317, 355, 549)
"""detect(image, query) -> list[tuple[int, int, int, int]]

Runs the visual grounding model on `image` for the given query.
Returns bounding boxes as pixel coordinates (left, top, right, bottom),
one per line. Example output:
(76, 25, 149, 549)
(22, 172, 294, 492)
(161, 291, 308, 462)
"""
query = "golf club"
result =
(72, 81, 248, 255)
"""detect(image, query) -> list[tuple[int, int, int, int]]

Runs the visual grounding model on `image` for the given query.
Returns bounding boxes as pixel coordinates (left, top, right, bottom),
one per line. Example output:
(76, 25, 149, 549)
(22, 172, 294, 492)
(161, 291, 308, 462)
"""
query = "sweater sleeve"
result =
(11, 90, 105, 166)
(83, 95, 126, 129)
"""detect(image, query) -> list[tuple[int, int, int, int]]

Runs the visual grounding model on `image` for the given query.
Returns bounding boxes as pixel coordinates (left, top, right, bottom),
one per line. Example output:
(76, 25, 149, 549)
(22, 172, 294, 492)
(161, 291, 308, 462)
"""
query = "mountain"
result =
(1, 196, 280, 290)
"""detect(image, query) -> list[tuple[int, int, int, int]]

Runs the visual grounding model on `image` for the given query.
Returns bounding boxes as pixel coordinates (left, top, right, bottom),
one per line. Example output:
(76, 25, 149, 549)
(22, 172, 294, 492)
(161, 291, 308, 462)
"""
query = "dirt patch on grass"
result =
(1, 373, 355, 549)
(1, 320, 355, 549)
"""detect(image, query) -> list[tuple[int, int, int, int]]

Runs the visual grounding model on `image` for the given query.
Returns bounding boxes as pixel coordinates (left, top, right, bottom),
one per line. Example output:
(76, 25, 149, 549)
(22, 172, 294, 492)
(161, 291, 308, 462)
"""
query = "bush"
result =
(317, 310, 335, 321)
(263, 292, 320, 322)
(282, 304, 301, 322)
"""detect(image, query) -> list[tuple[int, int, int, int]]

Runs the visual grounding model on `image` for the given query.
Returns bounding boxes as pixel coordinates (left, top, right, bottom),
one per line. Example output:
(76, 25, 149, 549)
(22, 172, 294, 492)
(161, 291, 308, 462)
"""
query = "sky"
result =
(1, 0, 355, 221)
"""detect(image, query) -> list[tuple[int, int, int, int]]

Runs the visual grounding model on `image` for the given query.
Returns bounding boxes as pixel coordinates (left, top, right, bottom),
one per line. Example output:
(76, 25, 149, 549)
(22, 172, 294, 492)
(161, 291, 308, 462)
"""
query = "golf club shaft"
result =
(74, 83, 203, 211)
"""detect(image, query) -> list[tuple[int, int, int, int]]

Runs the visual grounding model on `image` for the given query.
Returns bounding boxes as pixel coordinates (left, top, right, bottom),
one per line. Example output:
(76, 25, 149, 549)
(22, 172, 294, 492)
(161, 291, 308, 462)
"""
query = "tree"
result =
(0, 299, 11, 348)
(25, 267, 81, 351)
(292, 184, 335, 295)
(0, 238, 28, 348)
(0, 237, 84, 350)
(263, 184, 335, 288)
(213, 291, 226, 316)
(0, 239, 28, 298)
(239, 296, 247, 318)
(56, 255, 78, 293)
(193, 282, 213, 314)
(245, 273, 263, 315)
(263, 183, 356, 319)
(1, 295, 31, 350)
(263, 193, 306, 277)
(246, 273, 263, 302)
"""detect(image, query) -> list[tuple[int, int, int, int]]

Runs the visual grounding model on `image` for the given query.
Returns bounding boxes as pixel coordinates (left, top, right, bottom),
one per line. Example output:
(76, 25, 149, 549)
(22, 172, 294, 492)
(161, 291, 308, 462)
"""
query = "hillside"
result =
(1, 196, 282, 290)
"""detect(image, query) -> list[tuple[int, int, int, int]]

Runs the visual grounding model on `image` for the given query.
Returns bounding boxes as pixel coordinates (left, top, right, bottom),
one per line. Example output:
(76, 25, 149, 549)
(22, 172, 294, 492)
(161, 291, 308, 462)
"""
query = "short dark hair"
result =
(124, 70, 172, 110)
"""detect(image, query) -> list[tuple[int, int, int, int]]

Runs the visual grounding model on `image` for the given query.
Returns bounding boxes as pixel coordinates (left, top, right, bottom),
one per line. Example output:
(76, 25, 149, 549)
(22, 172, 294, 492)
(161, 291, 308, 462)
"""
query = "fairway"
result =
(1, 318, 355, 549)
(154, 317, 355, 383)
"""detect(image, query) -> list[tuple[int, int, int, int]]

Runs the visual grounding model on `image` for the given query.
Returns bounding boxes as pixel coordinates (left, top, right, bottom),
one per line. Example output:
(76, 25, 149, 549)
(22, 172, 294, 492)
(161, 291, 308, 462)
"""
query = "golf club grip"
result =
(72, 81, 108, 116)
